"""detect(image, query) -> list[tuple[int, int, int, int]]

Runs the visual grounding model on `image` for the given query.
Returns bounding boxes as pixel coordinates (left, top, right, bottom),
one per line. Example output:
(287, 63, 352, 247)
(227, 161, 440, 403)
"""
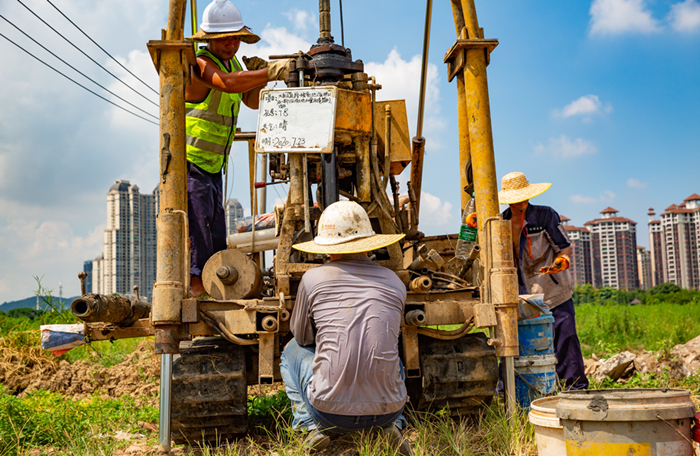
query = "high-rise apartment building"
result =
(648, 208, 665, 287)
(226, 198, 245, 235)
(636, 246, 652, 290)
(648, 194, 700, 290)
(82, 260, 93, 294)
(560, 216, 592, 286)
(585, 207, 639, 290)
(92, 180, 157, 299)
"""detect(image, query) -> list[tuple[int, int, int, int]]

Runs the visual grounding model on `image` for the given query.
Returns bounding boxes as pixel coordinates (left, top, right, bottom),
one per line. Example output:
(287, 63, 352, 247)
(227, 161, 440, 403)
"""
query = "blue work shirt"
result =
(503, 204, 573, 309)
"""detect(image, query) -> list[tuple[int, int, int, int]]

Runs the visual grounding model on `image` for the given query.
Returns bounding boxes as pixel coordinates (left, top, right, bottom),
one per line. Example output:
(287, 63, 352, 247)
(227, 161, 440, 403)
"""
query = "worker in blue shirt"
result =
(499, 171, 588, 390)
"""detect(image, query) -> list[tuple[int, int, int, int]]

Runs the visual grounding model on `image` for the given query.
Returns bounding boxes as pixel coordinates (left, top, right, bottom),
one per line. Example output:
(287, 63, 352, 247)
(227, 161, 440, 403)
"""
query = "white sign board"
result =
(255, 87, 337, 154)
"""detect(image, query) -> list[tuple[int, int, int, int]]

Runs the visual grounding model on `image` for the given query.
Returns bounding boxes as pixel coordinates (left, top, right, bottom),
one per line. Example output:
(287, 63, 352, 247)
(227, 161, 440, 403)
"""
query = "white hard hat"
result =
(293, 201, 405, 255)
(201, 0, 246, 33)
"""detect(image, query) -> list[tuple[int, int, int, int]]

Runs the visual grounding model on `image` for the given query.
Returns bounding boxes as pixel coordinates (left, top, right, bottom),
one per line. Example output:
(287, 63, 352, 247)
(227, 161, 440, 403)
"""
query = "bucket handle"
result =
(655, 413, 697, 453)
(515, 370, 545, 397)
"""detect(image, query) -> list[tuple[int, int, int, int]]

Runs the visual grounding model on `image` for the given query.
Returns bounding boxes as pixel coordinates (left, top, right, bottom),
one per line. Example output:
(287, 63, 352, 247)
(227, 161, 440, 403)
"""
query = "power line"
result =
(0, 14, 157, 120)
(0, 31, 158, 125)
(16, 0, 158, 108)
(45, 0, 159, 95)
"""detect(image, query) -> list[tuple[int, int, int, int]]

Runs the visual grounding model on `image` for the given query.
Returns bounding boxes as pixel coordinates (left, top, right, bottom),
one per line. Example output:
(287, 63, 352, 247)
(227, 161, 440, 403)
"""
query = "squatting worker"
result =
(185, 0, 291, 296)
(499, 172, 589, 390)
(280, 201, 414, 455)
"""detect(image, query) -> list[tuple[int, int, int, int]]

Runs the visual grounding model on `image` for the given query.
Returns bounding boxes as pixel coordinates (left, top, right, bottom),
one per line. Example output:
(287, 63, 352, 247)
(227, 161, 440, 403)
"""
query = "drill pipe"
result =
(71, 293, 151, 326)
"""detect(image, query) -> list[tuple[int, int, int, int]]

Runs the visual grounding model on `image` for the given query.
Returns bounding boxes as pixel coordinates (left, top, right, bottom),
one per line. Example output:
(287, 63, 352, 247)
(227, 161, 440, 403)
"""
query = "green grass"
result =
(3, 285, 700, 454)
(576, 300, 700, 357)
(0, 385, 158, 456)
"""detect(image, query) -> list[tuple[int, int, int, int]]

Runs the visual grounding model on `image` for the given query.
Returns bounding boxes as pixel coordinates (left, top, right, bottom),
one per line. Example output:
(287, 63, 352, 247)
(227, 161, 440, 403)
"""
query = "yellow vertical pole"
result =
(147, 1, 190, 451)
(449, 0, 519, 418)
(450, 1, 473, 212)
(460, 0, 499, 233)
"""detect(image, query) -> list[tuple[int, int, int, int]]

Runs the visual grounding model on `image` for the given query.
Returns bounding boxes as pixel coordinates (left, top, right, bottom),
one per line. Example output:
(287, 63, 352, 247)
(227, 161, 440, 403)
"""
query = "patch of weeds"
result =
(248, 390, 292, 432)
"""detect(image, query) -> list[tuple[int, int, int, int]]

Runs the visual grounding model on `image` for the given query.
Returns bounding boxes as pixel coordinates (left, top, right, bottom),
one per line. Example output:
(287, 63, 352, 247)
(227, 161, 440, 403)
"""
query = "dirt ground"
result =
(0, 339, 160, 404)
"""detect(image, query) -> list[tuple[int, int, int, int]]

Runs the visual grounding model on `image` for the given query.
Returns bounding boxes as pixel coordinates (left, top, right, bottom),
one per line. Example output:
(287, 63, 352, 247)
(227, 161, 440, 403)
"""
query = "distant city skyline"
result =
(89, 180, 157, 300)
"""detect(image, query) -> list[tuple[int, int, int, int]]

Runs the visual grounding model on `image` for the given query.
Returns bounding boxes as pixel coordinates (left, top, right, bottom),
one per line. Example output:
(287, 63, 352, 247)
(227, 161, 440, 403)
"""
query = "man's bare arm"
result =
(242, 85, 264, 109)
(187, 56, 268, 102)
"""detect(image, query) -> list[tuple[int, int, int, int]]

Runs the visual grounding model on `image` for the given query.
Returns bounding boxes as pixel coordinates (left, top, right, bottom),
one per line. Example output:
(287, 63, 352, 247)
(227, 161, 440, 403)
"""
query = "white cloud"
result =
(570, 195, 599, 204)
(534, 135, 598, 159)
(0, 0, 167, 301)
(570, 190, 616, 204)
(282, 8, 317, 33)
(554, 95, 613, 119)
(601, 190, 616, 202)
(589, 0, 661, 36)
(627, 178, 648, 189)
(420, 192, 453, 227)
(365, 48, 445, 150)
(246, 25, 314, 62)
(668, 0, 700, 32)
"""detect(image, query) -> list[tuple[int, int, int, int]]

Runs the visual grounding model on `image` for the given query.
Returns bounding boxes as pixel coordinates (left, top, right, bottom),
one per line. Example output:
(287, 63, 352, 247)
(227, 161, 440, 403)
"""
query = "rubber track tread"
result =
(171, 337, 248, 445)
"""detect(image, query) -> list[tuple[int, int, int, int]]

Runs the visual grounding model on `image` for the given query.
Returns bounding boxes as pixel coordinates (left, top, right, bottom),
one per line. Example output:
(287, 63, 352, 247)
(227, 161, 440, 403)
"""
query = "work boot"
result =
(305, 428, 330, 452)
(384, 425, 414, 456)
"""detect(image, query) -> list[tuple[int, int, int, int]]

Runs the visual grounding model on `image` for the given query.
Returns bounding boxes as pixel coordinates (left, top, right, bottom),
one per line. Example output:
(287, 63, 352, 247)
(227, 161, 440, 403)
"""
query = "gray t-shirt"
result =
(290, 254, 408, 416)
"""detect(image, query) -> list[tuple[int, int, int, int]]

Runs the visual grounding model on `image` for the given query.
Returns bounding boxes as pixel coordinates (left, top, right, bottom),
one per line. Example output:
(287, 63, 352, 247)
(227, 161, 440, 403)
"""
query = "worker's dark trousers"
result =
(497, 298, 588, 393)
(551, 298, 589, 390)
(187, 162, 227, 278)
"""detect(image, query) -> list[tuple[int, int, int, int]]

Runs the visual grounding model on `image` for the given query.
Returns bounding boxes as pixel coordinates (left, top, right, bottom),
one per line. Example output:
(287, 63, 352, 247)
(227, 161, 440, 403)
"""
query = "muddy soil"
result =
(0, 339, 160, 403)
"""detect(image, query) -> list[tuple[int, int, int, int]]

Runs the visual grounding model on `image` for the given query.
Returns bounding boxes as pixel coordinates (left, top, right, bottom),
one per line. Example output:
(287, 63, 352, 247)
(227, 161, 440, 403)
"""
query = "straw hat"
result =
(186, 0, 260, 43)
(498, 172, 551, 204)
(292, 201, 405, 255)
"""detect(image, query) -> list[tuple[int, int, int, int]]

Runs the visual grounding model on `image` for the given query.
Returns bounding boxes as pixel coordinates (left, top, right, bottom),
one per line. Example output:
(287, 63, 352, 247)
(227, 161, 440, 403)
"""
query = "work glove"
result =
(539, 254, 570, 275)
(242, 56, 268, 71)
(465, 212, 477, 228)
(267, 58, 293, 81)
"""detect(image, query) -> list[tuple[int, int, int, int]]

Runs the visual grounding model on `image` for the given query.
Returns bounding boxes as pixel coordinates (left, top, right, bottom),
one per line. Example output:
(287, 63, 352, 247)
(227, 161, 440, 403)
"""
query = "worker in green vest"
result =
(186, 0, 290, 296)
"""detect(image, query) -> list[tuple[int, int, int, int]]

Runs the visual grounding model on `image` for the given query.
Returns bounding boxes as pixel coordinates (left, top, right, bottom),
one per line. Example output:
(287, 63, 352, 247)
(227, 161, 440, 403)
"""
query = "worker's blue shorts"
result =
(280, 339, 407, 433)
(187, 162, 227, 278)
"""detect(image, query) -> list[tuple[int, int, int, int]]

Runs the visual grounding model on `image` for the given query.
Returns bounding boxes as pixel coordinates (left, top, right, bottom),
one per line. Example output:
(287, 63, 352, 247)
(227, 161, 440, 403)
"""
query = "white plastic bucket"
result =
(528, 396, 565, 456)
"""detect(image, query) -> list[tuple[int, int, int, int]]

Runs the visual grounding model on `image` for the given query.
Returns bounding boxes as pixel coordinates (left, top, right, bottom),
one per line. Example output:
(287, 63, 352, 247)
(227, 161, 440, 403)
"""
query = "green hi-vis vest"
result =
(185, 49, 242, 174)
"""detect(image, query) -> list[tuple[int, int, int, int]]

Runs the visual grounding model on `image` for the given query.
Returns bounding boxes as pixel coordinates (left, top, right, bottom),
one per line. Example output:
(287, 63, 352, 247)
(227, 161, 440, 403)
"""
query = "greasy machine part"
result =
(405, 333, 498, 416)
(171, 337, 248, 444)
(202, 249, 263, 300)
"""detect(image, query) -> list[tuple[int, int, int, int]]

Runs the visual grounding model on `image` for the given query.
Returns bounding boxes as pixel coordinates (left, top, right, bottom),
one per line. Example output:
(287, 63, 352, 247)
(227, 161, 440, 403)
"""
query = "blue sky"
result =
(0, 0, 698, 301)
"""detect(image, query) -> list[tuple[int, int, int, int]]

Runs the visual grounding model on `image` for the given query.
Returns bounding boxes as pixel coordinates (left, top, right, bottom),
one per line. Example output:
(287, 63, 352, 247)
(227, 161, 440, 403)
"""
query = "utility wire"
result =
(45, 0, 159, 95)
(0, 31, 158, 125)
(0, 14, 157, 120)
(16, 0, 158, 108)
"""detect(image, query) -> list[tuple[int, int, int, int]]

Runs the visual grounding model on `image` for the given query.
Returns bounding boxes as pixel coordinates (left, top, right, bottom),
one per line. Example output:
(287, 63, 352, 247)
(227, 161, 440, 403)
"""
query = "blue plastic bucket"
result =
(514, 354, 558, 409)
(518, 313, 554, 357)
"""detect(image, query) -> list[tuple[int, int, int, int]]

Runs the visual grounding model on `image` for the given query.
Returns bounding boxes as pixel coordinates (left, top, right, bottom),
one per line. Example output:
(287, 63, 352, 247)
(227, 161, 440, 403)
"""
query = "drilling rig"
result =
(70, 0, 519, 450)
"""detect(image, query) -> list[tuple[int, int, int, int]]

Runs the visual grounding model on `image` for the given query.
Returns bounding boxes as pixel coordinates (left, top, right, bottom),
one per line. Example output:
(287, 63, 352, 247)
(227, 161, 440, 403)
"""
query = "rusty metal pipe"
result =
(407, 180, 419, 230)
(409, 138, 425, 222)
(390, 175, 403, 232)
(416, 0, 433, 139)
(319, 0, 331, 40)
(71, 293, 151, 325)
(189, 0, 197, 36)
(452, 0, 473, 212)
(289, 154, 304, 214)
(383, 105, 392, 190)
(405, 309, 427, 326)
(303, 154, 311, 233)
(356, 137, 371, 202)
(410, 276, 432, 293)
